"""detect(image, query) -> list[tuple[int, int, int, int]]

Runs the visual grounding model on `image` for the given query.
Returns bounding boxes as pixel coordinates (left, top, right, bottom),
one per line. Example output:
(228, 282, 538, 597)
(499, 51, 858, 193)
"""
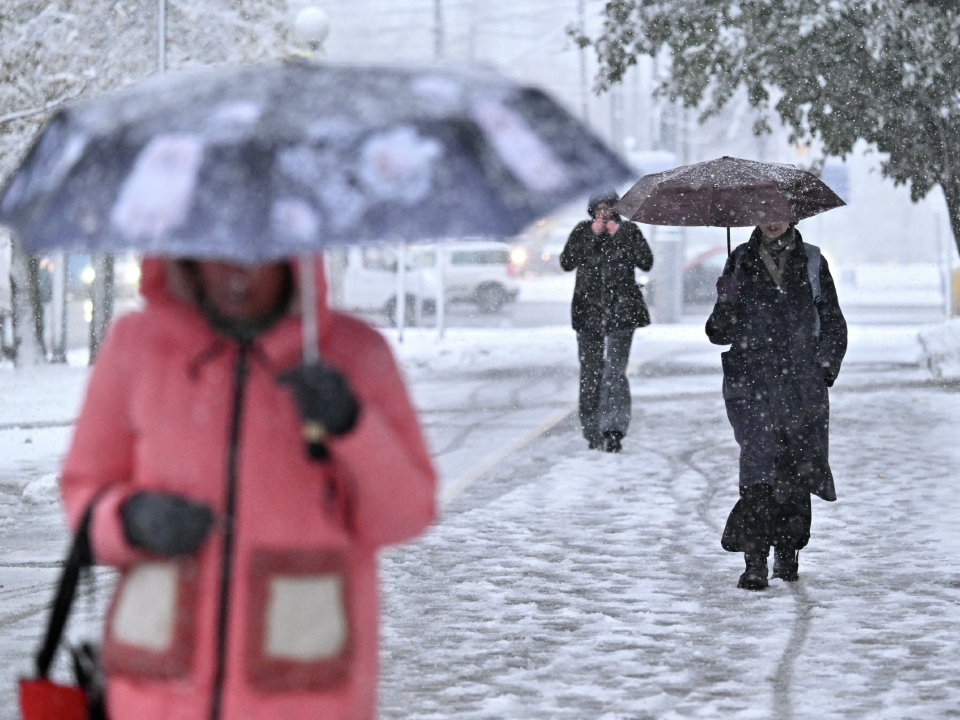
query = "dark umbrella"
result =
(0, 60, 630, 360)
(613, 156, 845, 256)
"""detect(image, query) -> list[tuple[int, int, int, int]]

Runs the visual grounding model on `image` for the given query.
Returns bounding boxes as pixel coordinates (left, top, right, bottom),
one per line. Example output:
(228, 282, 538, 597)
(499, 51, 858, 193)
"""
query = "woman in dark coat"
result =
(560, 190, 654, 452)
(707, 221, 846, 590)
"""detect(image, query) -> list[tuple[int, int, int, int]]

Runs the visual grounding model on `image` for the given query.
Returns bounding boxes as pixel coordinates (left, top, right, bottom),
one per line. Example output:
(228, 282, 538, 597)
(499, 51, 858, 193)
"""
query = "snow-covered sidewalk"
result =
(379, 336, 960, 719)
(1, 322, 958, 718)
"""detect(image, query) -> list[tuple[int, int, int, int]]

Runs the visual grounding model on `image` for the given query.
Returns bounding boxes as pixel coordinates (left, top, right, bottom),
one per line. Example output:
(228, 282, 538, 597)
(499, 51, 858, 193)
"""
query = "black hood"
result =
(587, 189, 621, 218)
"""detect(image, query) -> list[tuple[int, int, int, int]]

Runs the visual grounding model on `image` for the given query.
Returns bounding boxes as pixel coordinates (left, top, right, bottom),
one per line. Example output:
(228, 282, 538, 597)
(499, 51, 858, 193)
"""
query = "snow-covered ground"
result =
(920, 319, 960, 379)
(379, 323, 960, 719)
(1, 321, 958, 718)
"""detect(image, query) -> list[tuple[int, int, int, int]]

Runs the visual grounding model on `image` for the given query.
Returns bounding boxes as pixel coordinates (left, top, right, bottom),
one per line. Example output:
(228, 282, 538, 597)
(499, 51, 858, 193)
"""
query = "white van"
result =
(340, 240, 520, 325)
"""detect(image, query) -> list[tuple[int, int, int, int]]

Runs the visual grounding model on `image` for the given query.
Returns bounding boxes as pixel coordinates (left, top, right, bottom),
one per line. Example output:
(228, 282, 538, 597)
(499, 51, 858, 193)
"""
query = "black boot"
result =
(738, 549, 769, 590)
(602, 431, 623, 453)
(772, 548, 799, 582)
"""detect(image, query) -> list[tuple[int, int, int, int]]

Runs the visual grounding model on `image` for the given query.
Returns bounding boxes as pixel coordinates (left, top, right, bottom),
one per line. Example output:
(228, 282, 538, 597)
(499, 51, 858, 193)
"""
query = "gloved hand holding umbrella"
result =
(278, 362, 360, 460)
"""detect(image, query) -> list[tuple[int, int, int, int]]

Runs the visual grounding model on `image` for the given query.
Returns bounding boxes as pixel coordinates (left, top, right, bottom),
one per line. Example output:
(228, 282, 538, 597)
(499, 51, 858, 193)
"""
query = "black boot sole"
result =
(737, 571, 768, 590)
(773, 551, 799, 582)
(772, 568, 799, 582)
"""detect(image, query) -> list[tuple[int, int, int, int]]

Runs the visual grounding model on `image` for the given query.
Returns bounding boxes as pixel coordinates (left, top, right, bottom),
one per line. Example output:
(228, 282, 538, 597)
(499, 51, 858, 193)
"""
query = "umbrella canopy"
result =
(614, 156, 845, 228)
(0, 60, 631, 262)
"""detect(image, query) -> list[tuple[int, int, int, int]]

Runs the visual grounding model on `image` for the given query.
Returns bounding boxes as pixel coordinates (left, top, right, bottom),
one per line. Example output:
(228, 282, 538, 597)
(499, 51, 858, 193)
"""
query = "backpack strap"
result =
(733, 239, 823, 338)
(805, 242, 822, 303)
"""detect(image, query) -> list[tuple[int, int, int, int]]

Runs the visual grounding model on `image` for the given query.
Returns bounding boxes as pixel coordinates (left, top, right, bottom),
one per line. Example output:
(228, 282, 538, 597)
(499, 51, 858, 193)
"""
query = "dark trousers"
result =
(576, 330, 634, 445)
(721, 483, 811, 554)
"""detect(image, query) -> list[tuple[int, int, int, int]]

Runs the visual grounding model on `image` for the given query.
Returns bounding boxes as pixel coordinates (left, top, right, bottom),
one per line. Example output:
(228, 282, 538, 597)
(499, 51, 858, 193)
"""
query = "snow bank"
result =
(21, 473, 60, 505)
(383, 327, 580, 378)
(919, 319, 960, 379)
(844, 325, 923, 366)
(381, 324, 714, 379)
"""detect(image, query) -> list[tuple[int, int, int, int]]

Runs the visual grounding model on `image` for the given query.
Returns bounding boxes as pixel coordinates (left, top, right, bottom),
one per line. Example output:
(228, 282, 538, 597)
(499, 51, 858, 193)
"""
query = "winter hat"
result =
(587, 189, 621, 218)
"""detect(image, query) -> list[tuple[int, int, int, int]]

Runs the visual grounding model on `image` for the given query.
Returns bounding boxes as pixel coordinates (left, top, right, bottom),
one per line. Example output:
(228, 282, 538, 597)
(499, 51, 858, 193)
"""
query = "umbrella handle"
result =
(299, 254, 321, 365)
(726, 227, 731, 259)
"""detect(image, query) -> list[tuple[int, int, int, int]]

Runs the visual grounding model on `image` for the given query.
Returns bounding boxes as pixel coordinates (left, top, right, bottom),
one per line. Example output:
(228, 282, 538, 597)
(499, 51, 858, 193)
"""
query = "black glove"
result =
(819, 359, 838, 388)
(716, 274, 741, 303)
(277, 363, 360, 460)
(120, 492, 214, 557)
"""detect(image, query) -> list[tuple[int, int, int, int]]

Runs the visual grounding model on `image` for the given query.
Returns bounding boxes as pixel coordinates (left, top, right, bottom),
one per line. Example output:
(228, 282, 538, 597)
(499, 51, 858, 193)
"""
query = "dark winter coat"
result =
(706, 228, 847, 501)
(560, 220, 654, 333)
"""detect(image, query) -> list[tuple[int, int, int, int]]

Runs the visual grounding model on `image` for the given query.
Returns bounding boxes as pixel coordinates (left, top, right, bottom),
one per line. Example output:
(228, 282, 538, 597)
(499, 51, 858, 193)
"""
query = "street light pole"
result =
(434, 0, 444, 61)
(436, 245, 446, 340)
(158, 0, 166, 73)
(50, 252, 67, 363)
(290, 1, 331, 54)
(285, 2, 331, 363)
(578, 0, 589, 122)
(396, 242, 407, 342)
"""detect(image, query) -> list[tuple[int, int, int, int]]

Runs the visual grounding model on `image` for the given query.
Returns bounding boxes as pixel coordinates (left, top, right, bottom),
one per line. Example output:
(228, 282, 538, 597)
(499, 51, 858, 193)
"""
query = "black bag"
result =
(19, 503, 108, 720)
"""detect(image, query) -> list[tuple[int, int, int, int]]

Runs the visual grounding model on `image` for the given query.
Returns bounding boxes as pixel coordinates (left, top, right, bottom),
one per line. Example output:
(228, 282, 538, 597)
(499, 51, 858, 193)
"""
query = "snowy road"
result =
(1, 325, 959, 719)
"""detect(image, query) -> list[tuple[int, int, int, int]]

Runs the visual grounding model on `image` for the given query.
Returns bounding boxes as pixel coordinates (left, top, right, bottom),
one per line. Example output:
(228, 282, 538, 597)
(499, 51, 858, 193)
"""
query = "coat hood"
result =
(139, 255, 333, 345)
(63, 253, 436, 720)
(588, 189, 621, 218)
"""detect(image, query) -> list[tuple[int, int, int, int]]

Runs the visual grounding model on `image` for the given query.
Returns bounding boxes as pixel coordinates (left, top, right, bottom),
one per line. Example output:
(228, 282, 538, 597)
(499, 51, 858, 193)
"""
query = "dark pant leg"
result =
(598, 330, 634, 436)
(725, 398, 780, 487)
(771, 485, 812, 550)
(738, 483, 777, 553)
(723, 483, 812, 553)
(576, 331, 605, 444)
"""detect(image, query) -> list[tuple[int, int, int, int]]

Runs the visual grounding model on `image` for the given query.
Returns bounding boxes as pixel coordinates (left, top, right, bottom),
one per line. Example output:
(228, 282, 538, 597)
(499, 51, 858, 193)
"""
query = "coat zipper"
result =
(210, 343, 249, 720)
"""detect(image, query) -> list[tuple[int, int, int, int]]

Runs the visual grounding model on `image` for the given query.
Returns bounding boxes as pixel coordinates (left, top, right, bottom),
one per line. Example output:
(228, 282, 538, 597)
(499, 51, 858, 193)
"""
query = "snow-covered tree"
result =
(0, 0, 292, 363)
(581, 0, 960, 256)
(0, 0, 290, 180)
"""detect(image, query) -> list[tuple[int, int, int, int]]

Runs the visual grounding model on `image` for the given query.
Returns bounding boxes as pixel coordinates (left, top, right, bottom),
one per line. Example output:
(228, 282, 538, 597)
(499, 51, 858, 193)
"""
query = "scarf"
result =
(758, 229, 796, 288)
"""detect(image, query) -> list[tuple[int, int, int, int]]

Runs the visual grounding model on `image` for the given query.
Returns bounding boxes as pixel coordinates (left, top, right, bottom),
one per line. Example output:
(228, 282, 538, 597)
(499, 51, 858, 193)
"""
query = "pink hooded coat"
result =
(60, 258, 436, 720)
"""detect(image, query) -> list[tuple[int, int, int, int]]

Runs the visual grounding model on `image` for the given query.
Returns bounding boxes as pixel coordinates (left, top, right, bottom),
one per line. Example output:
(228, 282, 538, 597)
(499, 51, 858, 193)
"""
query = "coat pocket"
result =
(245, 548, 353, 692)
(720, 350, 752, 402)
(102, 560, 198, 679)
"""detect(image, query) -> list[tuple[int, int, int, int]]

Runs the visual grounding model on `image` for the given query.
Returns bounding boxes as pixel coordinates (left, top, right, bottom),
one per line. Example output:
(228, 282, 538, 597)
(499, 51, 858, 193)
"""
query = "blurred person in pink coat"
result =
(60, 256, 436, 720)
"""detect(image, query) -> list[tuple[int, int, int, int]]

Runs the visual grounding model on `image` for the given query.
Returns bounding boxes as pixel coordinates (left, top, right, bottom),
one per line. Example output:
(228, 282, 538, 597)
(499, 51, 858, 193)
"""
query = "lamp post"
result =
(158, 0, 166, 73)
(578, 0, 588, 122)
(434, 0, 444, 61)
(285, 2, 331, 362)
(287, 0, 330, 54)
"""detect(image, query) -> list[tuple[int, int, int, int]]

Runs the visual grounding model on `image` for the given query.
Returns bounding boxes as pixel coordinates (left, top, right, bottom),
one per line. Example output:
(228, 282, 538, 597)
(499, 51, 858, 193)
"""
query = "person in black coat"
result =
(707, 221, 847, 590)
(560, 190, 654, 452)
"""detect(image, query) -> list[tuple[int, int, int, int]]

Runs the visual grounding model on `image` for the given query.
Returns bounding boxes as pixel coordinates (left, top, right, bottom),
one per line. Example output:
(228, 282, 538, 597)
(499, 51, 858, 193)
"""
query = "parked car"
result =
(682, 245, 728, 306)
(341, 240, 520, 325)
(66, 253, 142, 300)
(643, 244, 727, 310)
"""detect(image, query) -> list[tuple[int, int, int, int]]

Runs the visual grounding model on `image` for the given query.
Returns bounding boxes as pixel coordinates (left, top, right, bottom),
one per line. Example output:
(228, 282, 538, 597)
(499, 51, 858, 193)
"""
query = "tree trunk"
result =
(940, 176, 960, 261)
(27, 254, 47, 352)
(89, 253, 115, 363)
(9, 239, 44, 367)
